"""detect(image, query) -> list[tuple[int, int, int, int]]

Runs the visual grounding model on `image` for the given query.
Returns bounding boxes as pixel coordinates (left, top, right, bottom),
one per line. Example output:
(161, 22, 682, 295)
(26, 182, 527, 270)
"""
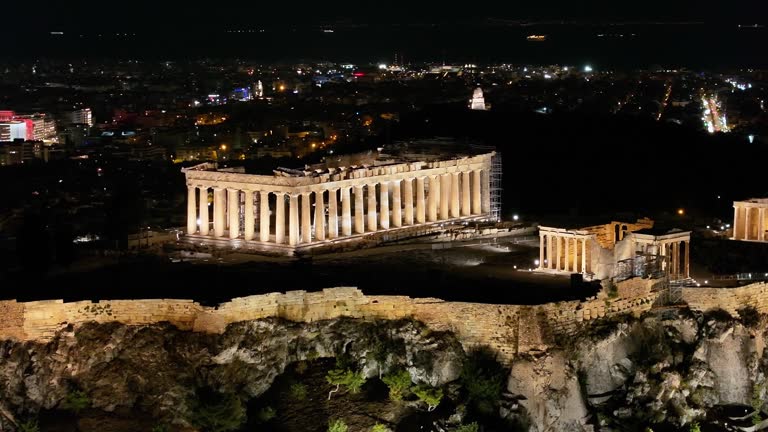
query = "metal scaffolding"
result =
(490, 152, 503, 222)
(469, 144, 502, 221)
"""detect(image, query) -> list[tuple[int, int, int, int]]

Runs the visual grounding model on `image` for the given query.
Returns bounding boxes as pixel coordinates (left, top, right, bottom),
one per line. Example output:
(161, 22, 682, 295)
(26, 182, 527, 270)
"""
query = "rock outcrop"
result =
(2, 309, 768, 431)
(0, 317, 464, 428)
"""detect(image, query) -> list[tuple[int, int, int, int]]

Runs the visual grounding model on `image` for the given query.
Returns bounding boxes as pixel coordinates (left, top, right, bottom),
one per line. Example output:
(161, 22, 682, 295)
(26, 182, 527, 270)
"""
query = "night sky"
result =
(3, 0, 766, 33)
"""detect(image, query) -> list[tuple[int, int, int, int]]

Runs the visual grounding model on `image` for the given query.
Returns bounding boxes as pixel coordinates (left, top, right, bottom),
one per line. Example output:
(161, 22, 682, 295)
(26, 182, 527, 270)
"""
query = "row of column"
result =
(655, 241, 690, 280)
(734, 206, 767, 242)
(538, 233, 589, 274)
(186, 170, 488, 246)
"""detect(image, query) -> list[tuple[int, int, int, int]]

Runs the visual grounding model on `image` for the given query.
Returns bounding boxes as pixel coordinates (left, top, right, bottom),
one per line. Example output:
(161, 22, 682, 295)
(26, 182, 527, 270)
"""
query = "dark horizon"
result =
(4, 24, 766, 69)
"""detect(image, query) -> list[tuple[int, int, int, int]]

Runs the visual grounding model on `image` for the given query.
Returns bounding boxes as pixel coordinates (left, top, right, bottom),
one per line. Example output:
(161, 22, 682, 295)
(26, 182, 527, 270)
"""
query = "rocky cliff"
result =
(0, 309, 766, 431)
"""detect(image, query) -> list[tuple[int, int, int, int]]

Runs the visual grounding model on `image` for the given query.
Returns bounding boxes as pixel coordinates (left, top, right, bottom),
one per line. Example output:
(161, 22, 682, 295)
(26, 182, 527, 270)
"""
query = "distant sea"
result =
(6, 23, 767, 69)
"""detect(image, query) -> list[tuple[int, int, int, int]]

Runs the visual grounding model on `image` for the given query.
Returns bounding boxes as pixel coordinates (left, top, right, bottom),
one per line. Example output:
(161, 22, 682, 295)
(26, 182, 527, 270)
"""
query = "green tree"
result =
(62, 390, 90, 414)
(328, 418, 348, 432)
(412, 385, 443, 412)
(371, 424, 389, 432)
(382, 369, 412, 401)
(688, 422, 701, 432)
(190, 392, 246, 432)
(326, 369, 366, 399)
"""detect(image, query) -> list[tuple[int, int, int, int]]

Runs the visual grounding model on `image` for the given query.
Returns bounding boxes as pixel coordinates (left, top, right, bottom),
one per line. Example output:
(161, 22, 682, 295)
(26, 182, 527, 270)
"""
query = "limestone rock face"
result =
(2, 310, 768, 431)
(568, 311, 768, 429)
(0, 318, 464, 425)
(507, 351, 590, 432)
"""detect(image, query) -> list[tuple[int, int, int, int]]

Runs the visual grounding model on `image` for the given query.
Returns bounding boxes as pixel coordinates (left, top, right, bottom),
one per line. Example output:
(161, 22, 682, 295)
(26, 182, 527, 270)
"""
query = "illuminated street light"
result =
(584, 65, 593, 73)
(512, 214, 519, 221)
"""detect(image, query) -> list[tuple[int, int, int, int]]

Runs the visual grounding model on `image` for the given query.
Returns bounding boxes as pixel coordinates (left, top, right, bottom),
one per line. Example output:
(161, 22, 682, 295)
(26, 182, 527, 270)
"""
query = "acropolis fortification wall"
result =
(0, 278, 662, 362)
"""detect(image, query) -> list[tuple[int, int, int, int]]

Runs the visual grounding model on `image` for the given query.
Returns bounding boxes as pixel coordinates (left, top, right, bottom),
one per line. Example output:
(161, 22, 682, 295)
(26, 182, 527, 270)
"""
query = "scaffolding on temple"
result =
(468, 144, 502, 221)
(490, 153, 502, 222)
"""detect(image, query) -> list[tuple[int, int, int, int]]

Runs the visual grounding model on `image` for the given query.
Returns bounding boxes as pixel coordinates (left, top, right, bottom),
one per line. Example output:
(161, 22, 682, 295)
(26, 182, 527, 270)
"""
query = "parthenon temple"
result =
(733, 198, 768, 242)
(182, 152, 494, 249)
(537, 218, 691, 281)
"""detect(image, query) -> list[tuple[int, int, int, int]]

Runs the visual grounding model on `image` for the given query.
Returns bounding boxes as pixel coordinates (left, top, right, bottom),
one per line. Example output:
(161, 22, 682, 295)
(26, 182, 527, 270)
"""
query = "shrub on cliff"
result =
(190, 391, 246, 432)
(461, 348, 507, 414)
(328, 418, 348, 432)
(289, 382, 308, 401)
(326, 368, 366, 399)
(255, 406, 276, 423)
(382, 369, 412, 401)
(150, 424, 168, 432)
(16, 419, 40, 432)
(454, 423, 479, 432)
(412, 384, 443, 411)
(370, 423, 390, 432)
(738, 305, 762, 328)
(61, 390, 90, 414)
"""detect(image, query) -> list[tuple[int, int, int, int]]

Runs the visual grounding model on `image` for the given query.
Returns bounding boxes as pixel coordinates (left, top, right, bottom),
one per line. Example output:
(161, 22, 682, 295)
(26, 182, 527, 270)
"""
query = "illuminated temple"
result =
(182, 152, 495, 251)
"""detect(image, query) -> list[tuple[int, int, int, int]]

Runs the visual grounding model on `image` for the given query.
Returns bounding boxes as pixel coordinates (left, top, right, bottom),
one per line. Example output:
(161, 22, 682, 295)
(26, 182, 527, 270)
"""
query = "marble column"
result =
(301, 193, 312, 243)
(289, 194, 300, 246)
(745, 208, 752, 240)
(213, 188, 226, 237)
(472, 170, 482, 214)
(684, 240, 690, 278)
(187, 185, 197, 234)
(368, 184, 378, 231)
(380, 182, 390, 230)
(760, 208, 766, 241)
(573, 238, 579, 272)
(354, 186, 365, 234)
(416, 177, 426, 224)
(539, 234, 545, 269)
(259, 191, 270, 242)
(671, 242, 678, 278)
(342, 187, 352, 236)
(243, 190, 254, 240)
(427, 176, 438, 222)
(482, 169, 491, 214)
(733, 206, 740, 240)
(555, 236, 561, 270)
(403, 178, 414, 225)
(275, 193, 285, 244)
(199, 188, 209, 236)
(450, 172, 460, 218)
(461, 171, 471, 216)
(314, 190, 325, 241)
(228, 189, 240, 239)
(564, 238, 570, 272)
(581, 238, 587, 274)
(391, 180, 402, 228)
(546, 235, 553, 269)
(440, 174, 450, 220)
(328, 189, 338, 239)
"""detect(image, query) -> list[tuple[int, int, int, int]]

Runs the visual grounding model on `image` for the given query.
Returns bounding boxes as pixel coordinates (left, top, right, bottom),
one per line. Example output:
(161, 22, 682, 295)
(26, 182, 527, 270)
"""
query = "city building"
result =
(732, 198, 768, 242)
(0, 140, 43, 165)
(14, 113, 57, 143)
(469, 87, 489, 111)
(537, 218, 691, 281)
(182, 153, 495, 252)
(0, 121, 27, 142)
(63, 108, 93, 127)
